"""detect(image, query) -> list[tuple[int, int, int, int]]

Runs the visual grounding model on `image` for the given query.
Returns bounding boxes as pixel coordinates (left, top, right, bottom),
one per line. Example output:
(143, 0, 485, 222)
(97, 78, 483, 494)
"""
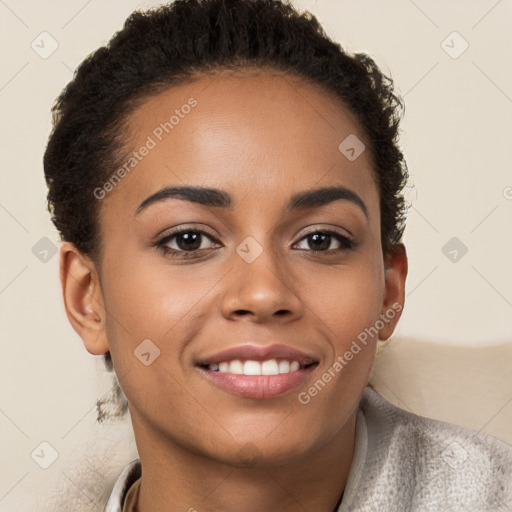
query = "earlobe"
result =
(378, 243, 408, 340)
(59, 242, 109, 355)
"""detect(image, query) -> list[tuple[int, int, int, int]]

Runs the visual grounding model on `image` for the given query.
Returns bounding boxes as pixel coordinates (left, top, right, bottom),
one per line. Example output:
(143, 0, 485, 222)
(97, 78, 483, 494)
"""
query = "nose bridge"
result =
(220, 234, 302, 321)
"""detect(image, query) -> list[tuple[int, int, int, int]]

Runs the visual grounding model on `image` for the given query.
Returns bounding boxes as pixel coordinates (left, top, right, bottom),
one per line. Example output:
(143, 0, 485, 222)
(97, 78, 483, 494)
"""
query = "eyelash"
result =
(153, 226, 356, 260)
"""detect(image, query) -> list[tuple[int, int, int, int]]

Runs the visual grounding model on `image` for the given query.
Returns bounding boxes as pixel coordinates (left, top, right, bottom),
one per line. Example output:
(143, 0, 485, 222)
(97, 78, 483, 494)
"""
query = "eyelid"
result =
(293, 224, 355, 242)
(293, 228, 356, 250)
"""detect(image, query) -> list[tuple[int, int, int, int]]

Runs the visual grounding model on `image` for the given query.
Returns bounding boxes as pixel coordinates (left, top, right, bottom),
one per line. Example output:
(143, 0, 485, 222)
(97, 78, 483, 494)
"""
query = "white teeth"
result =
(261, 359, 279, 375)
(278, 360, 290, 373)
(208, 359, 303, 375)
(243, 360, 261, 375)
(230, 360, 244, 374)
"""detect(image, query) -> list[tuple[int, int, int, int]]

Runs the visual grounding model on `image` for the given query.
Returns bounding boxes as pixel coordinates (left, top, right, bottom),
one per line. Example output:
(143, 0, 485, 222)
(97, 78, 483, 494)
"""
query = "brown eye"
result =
(306, 233, 332, 251)
(174, 232, 202, 251)
(294, 230, 354, 252)
(155, 228, 220, 256)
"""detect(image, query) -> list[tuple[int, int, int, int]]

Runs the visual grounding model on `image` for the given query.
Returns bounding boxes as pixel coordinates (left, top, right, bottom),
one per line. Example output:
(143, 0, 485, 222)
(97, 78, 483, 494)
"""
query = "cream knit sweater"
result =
(105, 386, 512, 511)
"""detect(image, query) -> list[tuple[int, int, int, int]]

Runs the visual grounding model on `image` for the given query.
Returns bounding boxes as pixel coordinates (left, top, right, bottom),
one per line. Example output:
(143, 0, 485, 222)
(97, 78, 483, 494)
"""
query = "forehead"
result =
(106, 69, 378, 216)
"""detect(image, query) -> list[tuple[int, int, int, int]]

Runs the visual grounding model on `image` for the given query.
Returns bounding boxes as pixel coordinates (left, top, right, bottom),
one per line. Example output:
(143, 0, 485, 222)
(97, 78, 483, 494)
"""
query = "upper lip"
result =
(196, 344, 319, 367)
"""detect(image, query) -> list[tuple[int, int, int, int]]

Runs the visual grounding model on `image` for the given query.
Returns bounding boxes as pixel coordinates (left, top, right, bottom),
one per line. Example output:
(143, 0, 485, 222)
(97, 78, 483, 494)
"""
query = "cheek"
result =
(99, 252, 219, 375)
(298, 257, 384, 403)
(304, 262, 384, 341)
(98, 259, 219, 429)
(295, 266, 383, 429)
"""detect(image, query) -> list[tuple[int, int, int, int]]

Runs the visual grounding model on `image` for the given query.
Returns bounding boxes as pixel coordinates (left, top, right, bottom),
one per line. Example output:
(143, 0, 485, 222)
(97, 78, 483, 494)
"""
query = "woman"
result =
(43, 0, 512, 510)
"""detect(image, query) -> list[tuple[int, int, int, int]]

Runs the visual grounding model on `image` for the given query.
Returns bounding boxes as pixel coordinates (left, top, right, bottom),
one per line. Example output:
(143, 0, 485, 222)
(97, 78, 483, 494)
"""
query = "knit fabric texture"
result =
(104, 386, 512, 511)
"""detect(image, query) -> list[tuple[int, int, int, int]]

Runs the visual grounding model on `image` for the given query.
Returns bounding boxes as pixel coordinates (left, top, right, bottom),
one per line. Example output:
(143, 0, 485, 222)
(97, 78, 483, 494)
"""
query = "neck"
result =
(130, 410, 356, 512)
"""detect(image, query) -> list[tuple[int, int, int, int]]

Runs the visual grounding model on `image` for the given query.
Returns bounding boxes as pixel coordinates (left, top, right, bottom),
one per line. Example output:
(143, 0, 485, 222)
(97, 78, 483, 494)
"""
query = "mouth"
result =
(195, 344, 319, 399)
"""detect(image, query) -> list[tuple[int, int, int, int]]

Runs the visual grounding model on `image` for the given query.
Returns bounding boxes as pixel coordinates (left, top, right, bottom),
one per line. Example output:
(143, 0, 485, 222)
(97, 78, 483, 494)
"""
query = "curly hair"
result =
(44, 0, 409, 392)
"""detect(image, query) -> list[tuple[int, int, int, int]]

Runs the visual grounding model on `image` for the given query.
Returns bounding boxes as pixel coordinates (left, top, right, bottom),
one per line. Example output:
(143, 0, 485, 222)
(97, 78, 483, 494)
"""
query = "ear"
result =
(59, 241, 109, 355)
(378, 243, 408, 340)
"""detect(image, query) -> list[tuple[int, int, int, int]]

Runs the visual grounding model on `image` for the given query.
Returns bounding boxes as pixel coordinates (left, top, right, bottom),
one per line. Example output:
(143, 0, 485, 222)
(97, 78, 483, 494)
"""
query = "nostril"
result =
(235, 310, 251, 316)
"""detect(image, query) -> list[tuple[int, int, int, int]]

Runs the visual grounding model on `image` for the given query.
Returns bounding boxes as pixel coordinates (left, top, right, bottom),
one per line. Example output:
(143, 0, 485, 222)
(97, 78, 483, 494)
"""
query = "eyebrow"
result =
(135, 185, 368, 218)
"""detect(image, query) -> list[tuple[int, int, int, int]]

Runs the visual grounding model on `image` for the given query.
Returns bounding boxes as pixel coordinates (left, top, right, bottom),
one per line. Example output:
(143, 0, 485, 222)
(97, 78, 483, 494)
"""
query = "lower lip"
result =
(198, 365, 317, 399)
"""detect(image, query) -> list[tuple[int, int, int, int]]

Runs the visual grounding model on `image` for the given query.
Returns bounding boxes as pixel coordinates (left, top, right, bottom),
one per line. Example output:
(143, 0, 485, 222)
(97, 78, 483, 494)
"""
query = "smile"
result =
(196, 343, 319, 399)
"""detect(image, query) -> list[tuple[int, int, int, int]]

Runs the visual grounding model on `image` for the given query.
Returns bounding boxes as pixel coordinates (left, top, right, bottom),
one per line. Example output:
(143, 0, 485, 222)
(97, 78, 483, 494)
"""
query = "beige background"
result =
(0, 0, 511, 510)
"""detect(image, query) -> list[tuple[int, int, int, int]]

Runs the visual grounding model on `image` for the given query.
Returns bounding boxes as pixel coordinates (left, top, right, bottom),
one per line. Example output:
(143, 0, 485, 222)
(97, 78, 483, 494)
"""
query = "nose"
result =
(220, 243, 303, 323)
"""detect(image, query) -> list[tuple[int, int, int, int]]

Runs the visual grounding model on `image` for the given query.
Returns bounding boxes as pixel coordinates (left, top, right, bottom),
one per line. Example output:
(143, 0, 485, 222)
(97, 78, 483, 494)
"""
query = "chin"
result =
(208, 435, 320, 469)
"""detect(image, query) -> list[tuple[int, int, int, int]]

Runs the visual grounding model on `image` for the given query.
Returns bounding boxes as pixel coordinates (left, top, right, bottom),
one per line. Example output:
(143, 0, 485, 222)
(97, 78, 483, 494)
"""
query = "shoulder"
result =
(350, 386, 512, 510)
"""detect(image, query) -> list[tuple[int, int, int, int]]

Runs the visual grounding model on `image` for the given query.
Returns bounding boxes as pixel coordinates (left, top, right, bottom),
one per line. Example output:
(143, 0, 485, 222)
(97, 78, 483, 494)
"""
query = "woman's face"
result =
(64, 70, 406, 467)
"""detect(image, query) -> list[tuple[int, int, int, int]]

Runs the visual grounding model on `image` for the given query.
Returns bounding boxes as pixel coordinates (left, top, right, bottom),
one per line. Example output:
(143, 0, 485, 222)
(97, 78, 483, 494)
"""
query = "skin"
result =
(60, 69, 407, 512)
